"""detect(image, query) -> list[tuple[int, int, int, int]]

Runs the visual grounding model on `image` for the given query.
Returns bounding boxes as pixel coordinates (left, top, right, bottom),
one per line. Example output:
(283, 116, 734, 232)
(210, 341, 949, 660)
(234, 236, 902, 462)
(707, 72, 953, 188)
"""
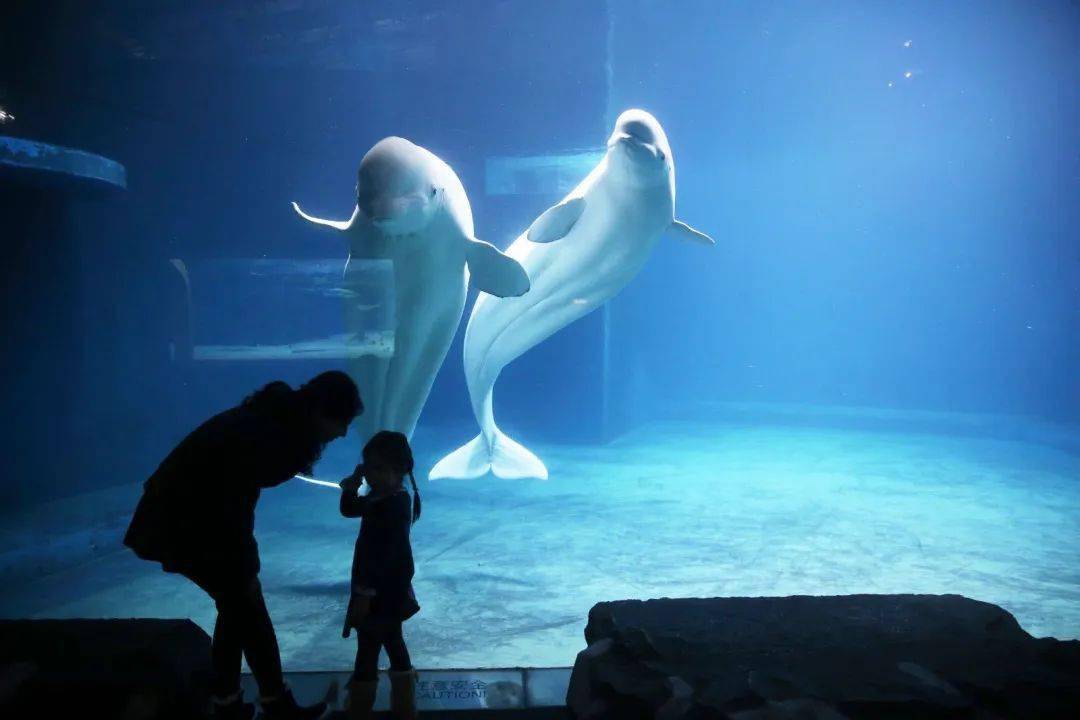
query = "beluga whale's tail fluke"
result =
(428, 427, 548, 481)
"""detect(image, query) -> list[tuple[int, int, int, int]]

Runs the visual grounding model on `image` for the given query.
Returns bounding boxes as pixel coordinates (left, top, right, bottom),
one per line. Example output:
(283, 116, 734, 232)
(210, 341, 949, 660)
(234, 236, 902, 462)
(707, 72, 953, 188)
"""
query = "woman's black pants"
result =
(187, 571, 286, 699)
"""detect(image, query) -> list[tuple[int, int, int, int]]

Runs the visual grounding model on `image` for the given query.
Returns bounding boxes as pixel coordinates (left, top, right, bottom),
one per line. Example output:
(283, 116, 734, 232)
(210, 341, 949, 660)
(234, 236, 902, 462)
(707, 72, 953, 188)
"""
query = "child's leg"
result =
(382, 622, 412, 672)
(353, 632, 382, 682)
(385, 624, 418, 718)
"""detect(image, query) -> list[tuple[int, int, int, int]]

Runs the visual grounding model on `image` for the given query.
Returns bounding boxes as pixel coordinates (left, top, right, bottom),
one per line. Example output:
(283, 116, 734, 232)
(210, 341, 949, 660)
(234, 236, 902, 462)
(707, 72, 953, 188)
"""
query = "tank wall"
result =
(604, 0, 1080, 423)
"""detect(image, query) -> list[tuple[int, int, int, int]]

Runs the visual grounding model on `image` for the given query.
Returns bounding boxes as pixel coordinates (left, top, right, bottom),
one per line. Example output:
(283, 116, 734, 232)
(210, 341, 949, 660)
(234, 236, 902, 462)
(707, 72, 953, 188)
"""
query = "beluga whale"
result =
(293, 136, 530, 445)
(430, 109, 714, 481)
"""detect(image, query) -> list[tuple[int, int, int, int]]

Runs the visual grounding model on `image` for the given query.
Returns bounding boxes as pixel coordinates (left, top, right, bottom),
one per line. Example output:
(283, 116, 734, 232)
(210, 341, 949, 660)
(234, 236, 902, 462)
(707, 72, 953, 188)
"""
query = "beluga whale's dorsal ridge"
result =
(292, 136, 529, 447)
(430, 109, 715, 481)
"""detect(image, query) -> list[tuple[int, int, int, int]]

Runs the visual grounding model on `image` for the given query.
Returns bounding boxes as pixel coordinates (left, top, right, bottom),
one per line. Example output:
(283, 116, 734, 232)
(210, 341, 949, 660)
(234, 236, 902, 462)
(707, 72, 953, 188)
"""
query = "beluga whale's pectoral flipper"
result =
(465, 238, 531, 298)
(291, 202, 357, 231)
(526, 196, 586, 243)
(668, 219, 714, 245)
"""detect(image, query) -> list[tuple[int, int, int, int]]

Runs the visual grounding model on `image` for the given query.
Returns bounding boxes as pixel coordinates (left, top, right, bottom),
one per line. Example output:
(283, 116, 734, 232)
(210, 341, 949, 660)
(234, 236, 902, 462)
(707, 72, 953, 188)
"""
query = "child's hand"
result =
(340, 473, 362, 493)
(340, 463, 365, 488)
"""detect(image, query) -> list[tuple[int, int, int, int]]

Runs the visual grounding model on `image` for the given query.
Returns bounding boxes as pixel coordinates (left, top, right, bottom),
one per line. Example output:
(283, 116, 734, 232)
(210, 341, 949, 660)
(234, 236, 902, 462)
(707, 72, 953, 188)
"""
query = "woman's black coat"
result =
(123, 383, 320, 582)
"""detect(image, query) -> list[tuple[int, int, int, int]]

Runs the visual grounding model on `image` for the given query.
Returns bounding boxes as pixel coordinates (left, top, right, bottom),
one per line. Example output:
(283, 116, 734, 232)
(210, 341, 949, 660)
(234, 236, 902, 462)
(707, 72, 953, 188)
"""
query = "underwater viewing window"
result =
(186, 258, 394, 361)
(1, 2, 1077, 715)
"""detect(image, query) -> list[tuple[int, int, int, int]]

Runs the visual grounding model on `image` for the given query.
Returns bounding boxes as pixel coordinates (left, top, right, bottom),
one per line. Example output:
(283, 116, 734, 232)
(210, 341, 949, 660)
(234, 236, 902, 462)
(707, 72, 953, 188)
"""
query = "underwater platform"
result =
(484, 151, 605, 196)
(1, 405, 1077, 693)
(0, 135, 127, 191)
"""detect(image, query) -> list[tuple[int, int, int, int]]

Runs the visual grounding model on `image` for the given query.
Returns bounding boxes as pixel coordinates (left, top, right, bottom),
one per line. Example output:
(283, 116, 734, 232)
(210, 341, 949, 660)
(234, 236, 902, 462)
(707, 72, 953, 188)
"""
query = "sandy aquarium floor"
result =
(2, 416, 1078, 670)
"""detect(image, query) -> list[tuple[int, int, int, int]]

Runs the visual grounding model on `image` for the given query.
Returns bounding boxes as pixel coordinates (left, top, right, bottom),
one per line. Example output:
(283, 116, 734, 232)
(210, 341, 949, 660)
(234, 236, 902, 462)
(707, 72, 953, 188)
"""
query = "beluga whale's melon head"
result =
(605, 109, 674, 188)
(356, 136, 442, 236)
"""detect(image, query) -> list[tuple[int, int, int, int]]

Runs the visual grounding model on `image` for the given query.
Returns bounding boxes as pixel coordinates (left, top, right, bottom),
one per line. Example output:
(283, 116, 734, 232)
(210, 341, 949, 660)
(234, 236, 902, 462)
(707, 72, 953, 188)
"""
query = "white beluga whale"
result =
(293, 136, 530, 444)
(430, 109, 714, 481)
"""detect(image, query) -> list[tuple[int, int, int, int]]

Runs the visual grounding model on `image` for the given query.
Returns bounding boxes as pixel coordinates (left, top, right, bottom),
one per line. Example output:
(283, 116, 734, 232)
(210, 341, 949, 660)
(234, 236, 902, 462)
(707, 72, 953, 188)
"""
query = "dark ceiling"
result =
(77, 0, 453, 69)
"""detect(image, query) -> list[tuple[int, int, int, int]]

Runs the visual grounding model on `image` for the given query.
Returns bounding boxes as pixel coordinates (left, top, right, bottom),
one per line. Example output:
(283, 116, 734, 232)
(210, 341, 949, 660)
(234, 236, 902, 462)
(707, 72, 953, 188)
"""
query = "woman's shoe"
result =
(210, 690, 255, 720)
(259, 686, 326, 719)
(388, 668, 418, 720)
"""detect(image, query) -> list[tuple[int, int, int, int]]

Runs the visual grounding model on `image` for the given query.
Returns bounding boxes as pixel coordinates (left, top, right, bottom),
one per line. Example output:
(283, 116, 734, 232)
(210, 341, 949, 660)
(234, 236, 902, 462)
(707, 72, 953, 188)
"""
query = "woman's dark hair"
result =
(240, 378, 334, 475)
(242, 380, 293, 410)
(297, 370, 363, 424)
(362, 430, 422, 523)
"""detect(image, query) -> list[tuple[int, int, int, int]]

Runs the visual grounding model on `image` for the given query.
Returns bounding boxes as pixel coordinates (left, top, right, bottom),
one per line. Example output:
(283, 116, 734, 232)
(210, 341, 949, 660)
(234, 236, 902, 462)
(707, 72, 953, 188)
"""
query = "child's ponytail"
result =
(407, 470, 422, 523)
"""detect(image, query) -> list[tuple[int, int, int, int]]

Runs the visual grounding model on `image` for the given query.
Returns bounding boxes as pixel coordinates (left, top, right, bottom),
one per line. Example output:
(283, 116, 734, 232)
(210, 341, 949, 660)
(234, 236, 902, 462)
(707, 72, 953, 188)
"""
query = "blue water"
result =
(0, 0, 1077, 672)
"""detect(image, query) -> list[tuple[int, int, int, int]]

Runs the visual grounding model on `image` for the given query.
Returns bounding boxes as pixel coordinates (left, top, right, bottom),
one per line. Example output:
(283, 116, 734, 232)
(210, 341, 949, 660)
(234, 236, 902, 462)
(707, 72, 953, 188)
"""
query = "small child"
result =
(339, 431, 422, 720)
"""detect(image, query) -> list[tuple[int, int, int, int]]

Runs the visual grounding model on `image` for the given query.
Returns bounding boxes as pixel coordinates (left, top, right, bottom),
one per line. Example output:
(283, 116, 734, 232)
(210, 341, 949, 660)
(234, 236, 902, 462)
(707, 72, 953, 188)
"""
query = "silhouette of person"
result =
(339, 431, 422, 719)
(124, 371, 361, 720)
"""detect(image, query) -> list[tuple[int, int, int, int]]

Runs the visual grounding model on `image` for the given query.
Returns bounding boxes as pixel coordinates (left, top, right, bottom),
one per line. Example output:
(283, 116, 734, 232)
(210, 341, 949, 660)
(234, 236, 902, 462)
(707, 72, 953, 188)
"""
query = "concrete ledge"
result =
(669, 401, 1080, 456)
(0, 135, 127, 191)
(485, 151, 603, 196)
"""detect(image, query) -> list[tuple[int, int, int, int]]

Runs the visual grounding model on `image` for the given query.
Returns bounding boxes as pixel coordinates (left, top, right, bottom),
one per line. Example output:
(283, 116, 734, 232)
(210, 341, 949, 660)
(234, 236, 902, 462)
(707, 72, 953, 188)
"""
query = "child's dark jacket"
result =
(340, 487, 419, 636)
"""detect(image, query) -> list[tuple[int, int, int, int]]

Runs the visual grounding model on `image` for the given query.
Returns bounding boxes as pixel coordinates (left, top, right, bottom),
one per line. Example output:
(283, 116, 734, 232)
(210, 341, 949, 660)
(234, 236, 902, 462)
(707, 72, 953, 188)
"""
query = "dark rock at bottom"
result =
(0, 618, 212, 719)
(566, 594, 1080, 719)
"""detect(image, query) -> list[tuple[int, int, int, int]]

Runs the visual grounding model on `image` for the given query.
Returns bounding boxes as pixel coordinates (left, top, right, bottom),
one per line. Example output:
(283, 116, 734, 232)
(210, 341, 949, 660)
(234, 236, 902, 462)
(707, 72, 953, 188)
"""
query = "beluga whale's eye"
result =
(430, 186, 437, 197)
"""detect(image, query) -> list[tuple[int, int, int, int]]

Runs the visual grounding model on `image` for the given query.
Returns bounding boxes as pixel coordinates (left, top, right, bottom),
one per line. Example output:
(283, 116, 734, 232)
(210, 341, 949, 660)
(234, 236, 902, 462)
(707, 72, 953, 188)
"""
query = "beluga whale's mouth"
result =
(609, 133, 663, 162)
(364, 210, 415, 236)
(360, 191, 432, 235)
(370, 221, 421, 242)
